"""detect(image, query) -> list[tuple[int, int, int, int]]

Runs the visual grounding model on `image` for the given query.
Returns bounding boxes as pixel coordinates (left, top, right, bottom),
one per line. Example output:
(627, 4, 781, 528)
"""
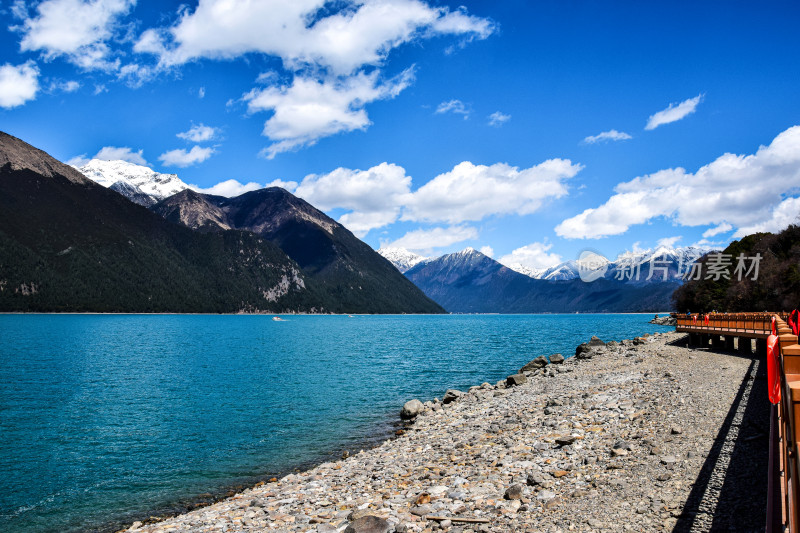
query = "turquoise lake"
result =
(0, 314, 673, 533)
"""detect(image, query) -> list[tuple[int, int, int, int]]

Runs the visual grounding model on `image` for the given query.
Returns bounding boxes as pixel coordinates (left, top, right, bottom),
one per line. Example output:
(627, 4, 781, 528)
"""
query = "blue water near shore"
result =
(0, 314, 673, 533)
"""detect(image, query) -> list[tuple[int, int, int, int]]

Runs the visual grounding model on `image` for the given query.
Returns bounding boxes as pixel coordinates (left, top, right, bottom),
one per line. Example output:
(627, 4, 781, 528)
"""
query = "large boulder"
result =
(520, 355, 549, 372)
(575, 343, 591, 358)
(442, 389, 463, 404)
(400, 399, 424, 419)
(588, 336, 606, 348)
(507, 373, 527, 387)
(549, 353, 565, 364)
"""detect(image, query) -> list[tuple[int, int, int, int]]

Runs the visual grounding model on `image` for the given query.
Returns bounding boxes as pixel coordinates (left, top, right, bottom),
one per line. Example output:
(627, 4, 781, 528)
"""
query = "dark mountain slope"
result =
(0, 132, 326, 312)
(405, 249, 678, 313)
(152, 188, 443, 314)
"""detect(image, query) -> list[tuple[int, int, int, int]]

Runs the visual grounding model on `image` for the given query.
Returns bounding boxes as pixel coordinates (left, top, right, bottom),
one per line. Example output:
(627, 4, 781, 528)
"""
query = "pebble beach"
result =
(123, 330, 768, 533)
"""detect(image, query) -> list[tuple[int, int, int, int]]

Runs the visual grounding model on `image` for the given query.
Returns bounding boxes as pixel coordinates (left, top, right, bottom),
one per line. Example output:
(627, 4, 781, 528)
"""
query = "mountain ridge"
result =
(405, 248, 679, 313)
(0, 131, 443, 314)
(151, 186, 444, 313)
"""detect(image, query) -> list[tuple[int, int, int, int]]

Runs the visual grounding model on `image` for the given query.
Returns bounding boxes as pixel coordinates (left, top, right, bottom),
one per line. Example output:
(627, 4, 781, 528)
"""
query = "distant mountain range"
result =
(381, 245, 708, 284)
(394, 247, 689, 313)
(0, 131, 442, 314)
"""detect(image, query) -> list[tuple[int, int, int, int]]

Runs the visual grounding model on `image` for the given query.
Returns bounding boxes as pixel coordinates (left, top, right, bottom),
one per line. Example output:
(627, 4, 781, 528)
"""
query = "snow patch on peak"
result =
(75, 159, 191, 202)
(378, 247, 429, 273)
(506, 263, 544, 278)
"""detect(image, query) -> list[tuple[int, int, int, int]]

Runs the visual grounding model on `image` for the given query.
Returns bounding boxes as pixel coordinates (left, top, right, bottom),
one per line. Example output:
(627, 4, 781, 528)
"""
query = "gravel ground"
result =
(123, 331, 768, 533)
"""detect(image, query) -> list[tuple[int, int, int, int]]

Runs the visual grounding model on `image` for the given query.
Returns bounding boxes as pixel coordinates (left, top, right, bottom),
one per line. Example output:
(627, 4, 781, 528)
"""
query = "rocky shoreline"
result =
(123, 330, 767, 533)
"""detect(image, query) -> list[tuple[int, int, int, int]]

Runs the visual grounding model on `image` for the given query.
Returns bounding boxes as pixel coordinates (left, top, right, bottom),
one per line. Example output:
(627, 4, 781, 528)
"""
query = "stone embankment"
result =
(125, 330, 766, 533)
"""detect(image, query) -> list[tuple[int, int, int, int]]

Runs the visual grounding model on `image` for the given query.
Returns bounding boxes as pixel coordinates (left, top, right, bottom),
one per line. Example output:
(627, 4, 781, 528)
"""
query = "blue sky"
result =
(1, 0, 799, 269)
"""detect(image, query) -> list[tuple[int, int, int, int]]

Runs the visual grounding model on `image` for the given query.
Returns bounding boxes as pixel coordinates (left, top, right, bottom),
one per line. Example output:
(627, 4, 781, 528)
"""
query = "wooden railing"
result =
(675, 312, 788, 337)
(774, 316, 800, 532)
(674, 312, 800, 530)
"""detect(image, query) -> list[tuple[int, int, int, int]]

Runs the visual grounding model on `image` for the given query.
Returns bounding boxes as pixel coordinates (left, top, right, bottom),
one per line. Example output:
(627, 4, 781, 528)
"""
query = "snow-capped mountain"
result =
(378, 247, 430, 273)
(405, 247, 679, 313)
(74, 159, 191, 207)
(605, 246, 710, 283)
(505, 263, 544, 278)
(501, 246, 712, 283)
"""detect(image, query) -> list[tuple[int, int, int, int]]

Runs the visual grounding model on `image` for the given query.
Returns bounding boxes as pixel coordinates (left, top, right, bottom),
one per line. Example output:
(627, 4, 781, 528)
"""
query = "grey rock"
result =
(520, 356, 549, 372)
(506, 373, 527, 387)
(588, 335, 606, 347)
(504, 484, 524, 500)
(549, 353, 565, 364)
(400, 399, 424, 419)
(555, 435, 577, 446)
(442, 390, 463, 404)
(410, 504, 433, 516)
(575, 343, 590, 358)
(344, 515, 391, 533)
(527, 472, 545, 486)
(536, 490, 556, 501)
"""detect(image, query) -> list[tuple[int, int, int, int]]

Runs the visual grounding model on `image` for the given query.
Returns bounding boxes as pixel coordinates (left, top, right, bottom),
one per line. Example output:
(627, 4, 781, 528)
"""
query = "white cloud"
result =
(135, 0, 493, 75)
(488, 111, 510, 127)
(0, 61, 39, 108)
(132, 1, 492, 158)
(198, 87, 205, 98)
(66, 154, 90, 166)
(498, 242, 563, 270)
(479, 245, 494, 257)
(94, 146, 147, 165)
(555, 125, 800, 239)
(246, 69, 414, 158)
(49, 79, 80, 93)
(387, 225, 478, 253)
(645, 94, 703, 130)
(93, 84, 107, 94)
(158, 145, 215, 167)
(583, 129, 632, 144)
(117, 63, 155, 87)
(13, 0, 133, 70)
(189, 177, 299, 197)
(734, 197, 800, 237)
(287, 156, 581, 237)
(265, 179, 299, 191)
(402, 159, 582, 224)
(656, 236, 682, 248)
(436, 99, 468, 117)
(702, 223, 733, 238)
(295, 162, 412, 237)
(177, 124, 219, 143)
(190, 179, 262, 197)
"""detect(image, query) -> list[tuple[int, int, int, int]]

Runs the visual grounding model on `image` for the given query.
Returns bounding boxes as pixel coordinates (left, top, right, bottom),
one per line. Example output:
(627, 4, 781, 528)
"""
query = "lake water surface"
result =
(0, 314, 673, 532)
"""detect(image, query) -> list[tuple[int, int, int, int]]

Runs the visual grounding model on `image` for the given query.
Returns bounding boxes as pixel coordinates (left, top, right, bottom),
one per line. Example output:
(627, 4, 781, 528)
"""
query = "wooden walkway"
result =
(677, 312, 800, 532)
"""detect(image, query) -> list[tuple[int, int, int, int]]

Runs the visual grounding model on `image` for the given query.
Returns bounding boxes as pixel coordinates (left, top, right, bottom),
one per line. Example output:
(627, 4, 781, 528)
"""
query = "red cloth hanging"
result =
(789, 309, 799, 336)
(767, 334, 780, 404)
